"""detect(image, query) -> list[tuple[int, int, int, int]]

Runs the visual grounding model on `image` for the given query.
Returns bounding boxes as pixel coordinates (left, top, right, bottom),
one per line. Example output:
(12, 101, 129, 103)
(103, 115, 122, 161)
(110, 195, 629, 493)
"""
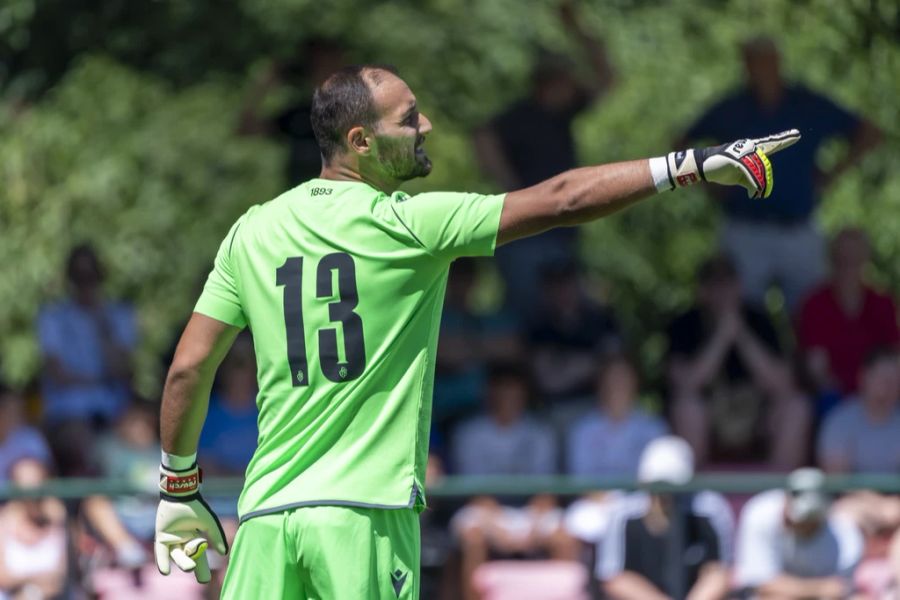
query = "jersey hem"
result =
(238, 485, 420, 524)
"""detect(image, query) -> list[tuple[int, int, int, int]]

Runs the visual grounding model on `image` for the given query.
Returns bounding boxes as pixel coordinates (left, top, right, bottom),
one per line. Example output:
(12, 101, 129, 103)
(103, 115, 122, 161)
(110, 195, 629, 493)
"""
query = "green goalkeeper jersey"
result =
(194, 178, 504, 522)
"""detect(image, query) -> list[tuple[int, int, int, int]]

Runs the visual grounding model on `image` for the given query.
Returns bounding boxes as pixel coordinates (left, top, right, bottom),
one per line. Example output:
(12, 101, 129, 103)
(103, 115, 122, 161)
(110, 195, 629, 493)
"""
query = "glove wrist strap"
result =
(648, 157, 674, 192)
(665, 149, 703, 188)
(159, 463, 202, 500)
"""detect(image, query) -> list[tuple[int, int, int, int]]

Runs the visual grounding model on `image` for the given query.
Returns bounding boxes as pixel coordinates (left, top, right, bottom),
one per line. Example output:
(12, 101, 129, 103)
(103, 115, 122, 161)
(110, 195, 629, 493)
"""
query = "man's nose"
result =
(419, 112, 433, 135)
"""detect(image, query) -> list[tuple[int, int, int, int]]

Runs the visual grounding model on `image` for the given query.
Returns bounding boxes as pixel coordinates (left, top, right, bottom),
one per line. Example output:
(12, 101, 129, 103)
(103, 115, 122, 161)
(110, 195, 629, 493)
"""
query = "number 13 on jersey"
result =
(275, 253, 366, 387)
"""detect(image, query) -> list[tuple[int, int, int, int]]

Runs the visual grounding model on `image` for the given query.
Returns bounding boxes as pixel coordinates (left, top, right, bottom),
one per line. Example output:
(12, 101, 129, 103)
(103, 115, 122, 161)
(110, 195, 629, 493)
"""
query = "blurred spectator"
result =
(597, 436, 733, 600)
(0, 389, 52, 483)
(797, 228, 900, 408)
(473, 1, 616, 320)
(566, 355, 666, 477)
(453, 495, 576, 600)
(95, 400, 160, 542)
(0, 458, 67, 600)
(666, 254, 810, 469)
(681, 36, 881, 311)
(433, 258, 522, 432)
(239, 38, 346, 186)
(817, 347, 900, 474)
(529, 262, 621, 402)
(834, 492, 900, 598)
(734, 468, 863, 599)
(37, 244, 137, 429)
(450, 364, 571, 600)
(198, 333, 259, 476)
(451, 363, 555, 476)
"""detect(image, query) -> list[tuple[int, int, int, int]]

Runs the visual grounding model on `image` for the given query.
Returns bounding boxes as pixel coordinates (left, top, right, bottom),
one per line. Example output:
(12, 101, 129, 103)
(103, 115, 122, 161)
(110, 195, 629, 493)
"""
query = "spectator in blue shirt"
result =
(199, 333, 259, 476)
(681, 36, 881, 311)
(0, 389, 52, 484)
(37, 244, 137, 429)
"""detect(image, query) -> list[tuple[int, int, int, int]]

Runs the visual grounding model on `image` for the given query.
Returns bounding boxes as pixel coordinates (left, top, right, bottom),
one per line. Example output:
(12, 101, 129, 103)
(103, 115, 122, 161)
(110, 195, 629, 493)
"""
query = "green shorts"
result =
(220, 506, 420, 600)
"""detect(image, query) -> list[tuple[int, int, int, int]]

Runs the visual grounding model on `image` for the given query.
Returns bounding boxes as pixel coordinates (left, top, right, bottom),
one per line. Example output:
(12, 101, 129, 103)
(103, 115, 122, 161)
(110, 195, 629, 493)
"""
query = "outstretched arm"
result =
(498, 130, 800, 245)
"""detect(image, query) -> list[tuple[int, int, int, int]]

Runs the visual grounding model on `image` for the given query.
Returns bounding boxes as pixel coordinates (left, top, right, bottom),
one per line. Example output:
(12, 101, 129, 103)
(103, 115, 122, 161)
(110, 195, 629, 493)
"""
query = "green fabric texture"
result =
(194, 178, 504, 519)
(221, 506, 420, 599)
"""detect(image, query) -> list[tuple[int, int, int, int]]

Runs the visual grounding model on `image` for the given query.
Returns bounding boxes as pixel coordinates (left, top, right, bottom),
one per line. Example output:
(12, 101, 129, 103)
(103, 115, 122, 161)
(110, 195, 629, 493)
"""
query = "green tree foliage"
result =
(0, 58, 281, 389)
(0, 0, 897, 390)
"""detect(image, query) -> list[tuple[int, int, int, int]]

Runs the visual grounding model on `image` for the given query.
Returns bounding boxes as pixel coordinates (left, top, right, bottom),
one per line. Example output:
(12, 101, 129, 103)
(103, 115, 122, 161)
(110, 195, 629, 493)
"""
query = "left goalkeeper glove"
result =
(659, 129, 801, 198)
(155, 462, 228, 584)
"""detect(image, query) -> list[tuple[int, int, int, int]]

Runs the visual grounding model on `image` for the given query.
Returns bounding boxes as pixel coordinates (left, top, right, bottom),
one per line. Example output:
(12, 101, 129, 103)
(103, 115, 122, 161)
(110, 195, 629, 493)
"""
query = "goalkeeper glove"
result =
(654, 129, 801, 198)
(155, 462, 228, 584)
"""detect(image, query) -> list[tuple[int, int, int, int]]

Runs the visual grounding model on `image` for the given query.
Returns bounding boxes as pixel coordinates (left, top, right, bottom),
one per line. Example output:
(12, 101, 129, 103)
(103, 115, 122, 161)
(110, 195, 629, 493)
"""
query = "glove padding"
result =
(155, 463, 228, 584)
(666, 129, 801, 198)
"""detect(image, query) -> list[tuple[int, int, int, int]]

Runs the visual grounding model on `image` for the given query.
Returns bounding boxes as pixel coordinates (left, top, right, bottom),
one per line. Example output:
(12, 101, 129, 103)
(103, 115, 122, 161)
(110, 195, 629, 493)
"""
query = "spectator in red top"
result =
(796, 228, 900, 405)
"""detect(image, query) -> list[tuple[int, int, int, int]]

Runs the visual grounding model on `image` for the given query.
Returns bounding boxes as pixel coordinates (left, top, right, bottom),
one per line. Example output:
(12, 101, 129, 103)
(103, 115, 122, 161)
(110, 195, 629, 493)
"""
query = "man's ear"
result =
(347, 125, 372, 156)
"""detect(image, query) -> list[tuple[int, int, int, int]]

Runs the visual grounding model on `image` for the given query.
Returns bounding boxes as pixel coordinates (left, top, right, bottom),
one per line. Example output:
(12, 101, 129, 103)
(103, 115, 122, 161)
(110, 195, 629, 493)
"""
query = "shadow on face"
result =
(741, 36, 782, 95)
(597, 357, 638, 418)
(486, 374, 529, 426)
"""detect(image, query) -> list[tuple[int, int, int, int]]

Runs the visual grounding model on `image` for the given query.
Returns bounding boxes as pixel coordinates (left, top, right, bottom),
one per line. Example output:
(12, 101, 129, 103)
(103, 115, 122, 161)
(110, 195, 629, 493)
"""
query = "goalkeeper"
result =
(155, 64, 799, 599)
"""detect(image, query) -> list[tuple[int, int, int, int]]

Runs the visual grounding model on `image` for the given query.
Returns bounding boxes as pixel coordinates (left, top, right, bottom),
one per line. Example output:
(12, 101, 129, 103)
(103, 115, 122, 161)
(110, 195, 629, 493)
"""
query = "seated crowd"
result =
(1, 229, 899, 599)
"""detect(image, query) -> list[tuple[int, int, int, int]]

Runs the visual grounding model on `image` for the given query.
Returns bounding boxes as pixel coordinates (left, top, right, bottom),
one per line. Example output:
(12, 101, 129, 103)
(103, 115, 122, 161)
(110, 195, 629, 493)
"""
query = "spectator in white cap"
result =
(734, 467, 864, 599)
(597, 436, 734, 600)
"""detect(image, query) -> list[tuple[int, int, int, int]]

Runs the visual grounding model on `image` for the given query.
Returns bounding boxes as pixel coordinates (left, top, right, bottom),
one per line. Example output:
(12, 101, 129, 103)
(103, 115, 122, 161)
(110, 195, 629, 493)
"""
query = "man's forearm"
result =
(498, 130, 800, 246)
(160, 363, 215, 456)
(159, 313, 240, 458)
(499, 159, 655, 244)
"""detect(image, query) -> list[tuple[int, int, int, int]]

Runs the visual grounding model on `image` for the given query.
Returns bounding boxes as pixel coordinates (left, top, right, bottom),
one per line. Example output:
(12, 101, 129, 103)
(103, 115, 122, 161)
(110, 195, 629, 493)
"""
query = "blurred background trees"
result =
(1, 0, 897, 392)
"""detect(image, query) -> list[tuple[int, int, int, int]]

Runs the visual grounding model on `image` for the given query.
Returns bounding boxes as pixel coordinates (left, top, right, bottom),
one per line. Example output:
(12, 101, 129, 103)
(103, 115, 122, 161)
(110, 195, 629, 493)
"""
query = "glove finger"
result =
(170, 546, 198, 573)
(193, 551, 212, 584)
(753, 129, 801, 156)
(758, 150, 774, 198)
(154, 541, 171, 576)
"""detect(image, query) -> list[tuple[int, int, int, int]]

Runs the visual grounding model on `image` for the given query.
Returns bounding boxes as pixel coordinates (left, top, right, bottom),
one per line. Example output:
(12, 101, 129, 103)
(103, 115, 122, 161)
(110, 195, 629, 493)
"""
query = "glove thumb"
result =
(752, 129, 801, 156)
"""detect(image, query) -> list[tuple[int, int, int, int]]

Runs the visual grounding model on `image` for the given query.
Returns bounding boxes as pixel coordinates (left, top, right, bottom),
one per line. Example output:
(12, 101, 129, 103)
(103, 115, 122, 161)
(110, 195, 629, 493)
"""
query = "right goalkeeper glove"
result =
(655, 129, 801, 198)
(155, 462, 228, 584)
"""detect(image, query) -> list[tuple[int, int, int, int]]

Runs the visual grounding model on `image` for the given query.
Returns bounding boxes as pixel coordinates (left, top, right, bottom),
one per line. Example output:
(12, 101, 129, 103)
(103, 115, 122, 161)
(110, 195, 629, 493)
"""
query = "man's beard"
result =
(377, 135, 432, 181)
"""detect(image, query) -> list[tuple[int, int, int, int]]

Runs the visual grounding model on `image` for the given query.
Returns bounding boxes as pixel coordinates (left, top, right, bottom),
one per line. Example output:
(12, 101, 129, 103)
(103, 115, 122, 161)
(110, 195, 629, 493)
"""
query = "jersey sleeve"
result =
(389, 191, 505, 261)
(194, 217, 247, 328)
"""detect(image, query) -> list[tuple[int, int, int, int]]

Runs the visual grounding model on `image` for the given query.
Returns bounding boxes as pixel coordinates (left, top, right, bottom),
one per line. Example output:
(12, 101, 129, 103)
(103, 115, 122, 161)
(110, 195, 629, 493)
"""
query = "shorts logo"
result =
(390, 569, 407, 597)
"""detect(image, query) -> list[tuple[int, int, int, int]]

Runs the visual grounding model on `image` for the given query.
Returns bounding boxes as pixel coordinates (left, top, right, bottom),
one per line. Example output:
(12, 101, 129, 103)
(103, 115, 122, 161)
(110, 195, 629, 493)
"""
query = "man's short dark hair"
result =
(310, 64, 399, 163)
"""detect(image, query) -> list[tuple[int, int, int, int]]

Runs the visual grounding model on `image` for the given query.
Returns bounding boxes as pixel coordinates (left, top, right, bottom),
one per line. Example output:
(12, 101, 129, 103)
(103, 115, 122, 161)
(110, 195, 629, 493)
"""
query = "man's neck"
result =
(319, 163, 399, 195)
(832, 279, 864, 315)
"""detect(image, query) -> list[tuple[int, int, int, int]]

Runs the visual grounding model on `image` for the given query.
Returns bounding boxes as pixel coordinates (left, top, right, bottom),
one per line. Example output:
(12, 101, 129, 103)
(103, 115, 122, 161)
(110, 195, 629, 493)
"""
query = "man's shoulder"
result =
(519, 416, 555, 440)
(863, 285, 899, 310)
(742, 489, 786, 525)
(691, 490, 733, 522)
(824, 399, 864, 427)
(570, 411, 604, 435)
(454, 415, 493, 438)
